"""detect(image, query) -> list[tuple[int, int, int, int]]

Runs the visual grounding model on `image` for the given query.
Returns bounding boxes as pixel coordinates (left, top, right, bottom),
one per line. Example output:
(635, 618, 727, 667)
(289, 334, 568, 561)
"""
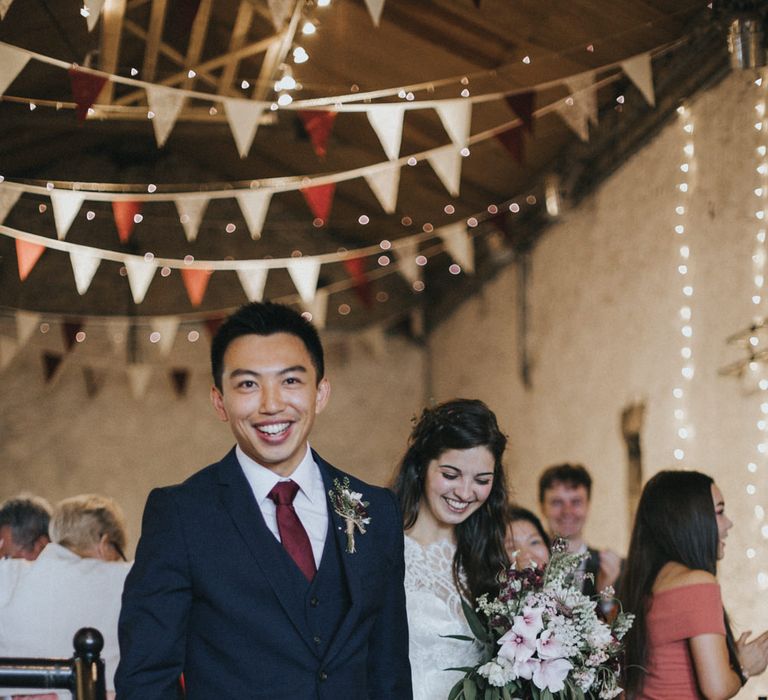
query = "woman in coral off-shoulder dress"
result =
(392, 399, 510, 700)
(620, 470, 768, 699)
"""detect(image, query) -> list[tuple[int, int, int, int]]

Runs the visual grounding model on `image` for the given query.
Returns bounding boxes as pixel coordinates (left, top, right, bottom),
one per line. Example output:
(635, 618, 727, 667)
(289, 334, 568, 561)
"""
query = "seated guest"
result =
(620, 470, 768, 699)
(0, 494, 131, 699)
(538, 463, 622, 595)
(504, 505, 550, 569)
(0, 495, 52, 560)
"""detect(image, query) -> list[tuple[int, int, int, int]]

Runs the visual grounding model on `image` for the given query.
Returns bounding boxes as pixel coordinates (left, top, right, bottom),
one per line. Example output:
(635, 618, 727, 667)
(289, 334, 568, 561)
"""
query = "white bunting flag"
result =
(105, 317, 129, 351)
(151, 316, 180, 356)
(438, 222, 474, 274)
(69, 250, 101, 295)
(124, 257, 156, 304)
(287, 258, 321, 305)
(15, 310, 40, 346)
(236, 190, 272, 239)
(127, 364, 152, 400)
(435, 99, 472, 148)
(267, 0, 292, 29)
(622, 52, 655, 107)
(303, 287, 329, 329)
(237, 267, 269, 302)
(393, 238, 421, 285)
(564, 72, 598, 127)
(0, 0, 15, 20)
(0, 187, 21, 224)
(555, 100, 589, 142)
(224, 99, 265, 158)
(0, 336, 18, 371)
(0, 43, 29, 96)
(364, 0, 386, 26)
(174, 196, 209, 242)
(360, 325, 386, 358)
(367, 104, 406, 161)
(84, 0, 105, 31)
(50, 190, 85, 240)
(426, 145, 462, 197)
(146, 86, 185, 147)
(364, 162, 401, 214)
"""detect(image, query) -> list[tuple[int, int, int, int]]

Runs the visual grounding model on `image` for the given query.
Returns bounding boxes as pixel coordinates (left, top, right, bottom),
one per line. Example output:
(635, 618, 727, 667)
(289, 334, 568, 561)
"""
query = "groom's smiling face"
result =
(211, 332, 330, 477)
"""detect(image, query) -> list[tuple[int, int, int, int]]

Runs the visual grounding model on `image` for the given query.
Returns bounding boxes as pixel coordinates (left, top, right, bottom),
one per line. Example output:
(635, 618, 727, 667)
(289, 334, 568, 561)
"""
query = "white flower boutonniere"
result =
(329, 477, 371, 553)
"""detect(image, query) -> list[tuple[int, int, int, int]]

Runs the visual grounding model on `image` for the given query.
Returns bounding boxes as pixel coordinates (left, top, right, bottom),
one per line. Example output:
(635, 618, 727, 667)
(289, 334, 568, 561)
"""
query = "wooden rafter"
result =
(183, 0, 214, 91)
(97, 0, 127, 104)
(218, 0, 255, 94)
(142, 0, 169, 82)
(251, 0, 302, 101)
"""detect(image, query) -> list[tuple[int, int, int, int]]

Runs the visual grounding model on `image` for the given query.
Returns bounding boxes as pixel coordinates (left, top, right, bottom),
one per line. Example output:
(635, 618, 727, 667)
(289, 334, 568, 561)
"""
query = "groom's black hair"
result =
(211, 301, 325, 390)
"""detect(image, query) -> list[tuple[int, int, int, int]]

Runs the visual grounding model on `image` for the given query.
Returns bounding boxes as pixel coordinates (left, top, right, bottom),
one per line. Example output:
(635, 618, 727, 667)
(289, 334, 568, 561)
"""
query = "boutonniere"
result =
(329, 477, 371, 554)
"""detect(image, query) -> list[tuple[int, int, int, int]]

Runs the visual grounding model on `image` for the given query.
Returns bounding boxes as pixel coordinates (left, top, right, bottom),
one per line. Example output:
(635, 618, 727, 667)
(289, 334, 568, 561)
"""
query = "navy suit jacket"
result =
(116, 448, 412, 700)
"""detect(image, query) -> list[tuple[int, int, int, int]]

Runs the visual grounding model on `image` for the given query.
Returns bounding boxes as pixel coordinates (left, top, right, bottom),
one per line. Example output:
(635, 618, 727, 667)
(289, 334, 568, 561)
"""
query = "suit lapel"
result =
(215, 450, 316, 654)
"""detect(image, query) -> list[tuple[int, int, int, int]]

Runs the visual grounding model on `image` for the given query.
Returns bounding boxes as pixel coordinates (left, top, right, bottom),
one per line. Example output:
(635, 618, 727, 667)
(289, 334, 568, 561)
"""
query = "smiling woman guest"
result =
(505, 505, 550, 570)
(392, 399, 509, 700)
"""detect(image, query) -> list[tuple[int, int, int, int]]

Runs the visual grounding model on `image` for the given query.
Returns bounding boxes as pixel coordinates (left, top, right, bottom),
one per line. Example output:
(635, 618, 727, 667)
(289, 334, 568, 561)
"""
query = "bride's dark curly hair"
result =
(392, 398, 510, 603)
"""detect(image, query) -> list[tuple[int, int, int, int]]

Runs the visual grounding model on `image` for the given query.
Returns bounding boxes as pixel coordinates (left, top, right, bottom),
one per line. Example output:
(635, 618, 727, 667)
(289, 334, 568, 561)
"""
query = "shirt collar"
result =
(236, 444, 321, 505)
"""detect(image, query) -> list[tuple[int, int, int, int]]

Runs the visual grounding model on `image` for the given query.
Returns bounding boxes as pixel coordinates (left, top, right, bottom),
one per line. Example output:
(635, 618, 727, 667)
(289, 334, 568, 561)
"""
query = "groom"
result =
(116, 302, 412, 699)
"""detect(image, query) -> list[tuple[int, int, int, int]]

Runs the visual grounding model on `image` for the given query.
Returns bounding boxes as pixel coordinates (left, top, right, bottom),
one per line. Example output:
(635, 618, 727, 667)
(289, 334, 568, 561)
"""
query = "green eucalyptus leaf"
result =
(461, 597, 490, 644)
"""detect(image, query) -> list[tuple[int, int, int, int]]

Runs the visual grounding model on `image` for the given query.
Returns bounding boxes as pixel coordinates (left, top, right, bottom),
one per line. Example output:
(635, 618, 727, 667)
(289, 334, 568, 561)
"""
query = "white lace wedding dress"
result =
(404, 535, 482, 700)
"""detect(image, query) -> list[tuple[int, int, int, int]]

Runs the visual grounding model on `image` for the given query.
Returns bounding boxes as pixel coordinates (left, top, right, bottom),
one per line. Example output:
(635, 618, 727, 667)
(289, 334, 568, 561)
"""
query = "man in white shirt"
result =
(0, 495, 51, 561)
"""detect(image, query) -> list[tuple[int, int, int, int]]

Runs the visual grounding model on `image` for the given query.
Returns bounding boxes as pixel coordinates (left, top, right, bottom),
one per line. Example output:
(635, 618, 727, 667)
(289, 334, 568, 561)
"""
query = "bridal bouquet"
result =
(447, 540, 634, 700)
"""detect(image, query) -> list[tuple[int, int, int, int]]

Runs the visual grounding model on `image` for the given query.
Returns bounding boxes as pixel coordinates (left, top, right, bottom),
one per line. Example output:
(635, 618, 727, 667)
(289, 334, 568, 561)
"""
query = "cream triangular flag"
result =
(0, 336, 18, 370)
(146, 85, 185, 147)
(0, 187, 21, 224)
(50, 190, 85, 240)
(438, 221, 474, 274)
(302, 287, 328, 329)
(69, 250, 101, 295)
(237, 267, 269, 302)
(0, 43, 29, 95)
(287, 257, 321, 305)
(393, 238, 421, 285)
(621, 52, 655, 107)
(151, 316, 180, 356)
(0, 0, 15, 20)
(84, 0, 105, 31)
(236, 190, 272, 239)
(367, 104, 405, 161)
(127, 364, 153, 400)
(555, 100, 589, 142)
(435, 99, 472, 148)
(565, 72, 597, 127)
(124, 257, 156, 303)
(267, 0, 292, 29)
(174, 196, 209, 242)
(426, 145, 462, 197)
(363, 0, 385, 26)
(364, 162, 401, 214)
(360, 325, 386, 358)
(15, 310, 40, 346)
(224, 99, 265, 158)
(104, 316, 129, 351)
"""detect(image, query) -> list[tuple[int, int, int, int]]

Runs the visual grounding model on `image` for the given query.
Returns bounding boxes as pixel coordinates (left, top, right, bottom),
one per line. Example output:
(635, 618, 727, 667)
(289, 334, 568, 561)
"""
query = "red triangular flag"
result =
(82, 366, 105, 398)
(496, 126, 525, 164)
(343, 257, 372, 307)
(204, 317, 224, 338)
(68, 68, 108, 122)
(112, 201, 142, 243)
(181, 268, 212, 307)
(15, 239, 45, 281)
(63, 320, 83, 351)
(298, 111, 337, 158)
(506, 92, 535, 134)
(300, 183, 335, 223)
(170, 368, 189, 397)
(42, 351, 63, 383)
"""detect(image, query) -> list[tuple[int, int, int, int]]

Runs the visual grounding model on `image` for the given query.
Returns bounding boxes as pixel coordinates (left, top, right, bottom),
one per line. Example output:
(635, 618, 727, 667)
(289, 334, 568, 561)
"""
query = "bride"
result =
(392, 398, 510, 700)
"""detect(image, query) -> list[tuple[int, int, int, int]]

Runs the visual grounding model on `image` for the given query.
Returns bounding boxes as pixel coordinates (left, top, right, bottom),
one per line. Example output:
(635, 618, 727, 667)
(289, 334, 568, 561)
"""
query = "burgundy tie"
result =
(268, 480, 316, 581)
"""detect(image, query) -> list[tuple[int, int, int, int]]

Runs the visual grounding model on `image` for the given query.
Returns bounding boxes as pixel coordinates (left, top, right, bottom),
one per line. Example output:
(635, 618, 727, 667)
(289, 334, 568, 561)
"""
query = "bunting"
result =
(438, 222, 474, 273)
(564, 72, 598, 127)
(0, 336, 17, 371)
(15, 239, 45, 280)
(112, 201, 142, 243)
(224, 99, 265, 158)
(298, 111, 337, 158)
(16, 310, 41, 346)
(105, 317, 129, 351)
(236, 190, 272, 239)
(0, 187, 21, 224)
(170, 368, 189, 397)
(364, 162, 401, 214)
(127, 364, 152, 399)
(366, 104, 405, 161)
(302, 287, 329, 329)
(555, 99, 589, 142)
(42, 351, 63, 383)
(237, 267, 269, 302)
(343, 257, 372, 307)
(426, 145, 462, 197)
(83, 0, 105, 32)
(69, 249, 101, 295)
(50, 190, 85, 240)
(505, 92, 535, 134)
(621, 52, 655, 107)
(363, 0, 386, 26)
(360, 325, 386, 358)
(267, 0, 293, 29)
(393, 239, 420, 285)
(204, 317, 223, 338)
(181, 268, 212, 306)
(0, 0, 14, 20)
(175, 196, 209, 242)
(62, 320, 83, 351)
(124, 256, 156, 303)
(146, 85, 186, 147)
(82, 366, 106, 398)
(68, 68, 107, 122)
(287, 257, 321, 305)
(301, 183, 335, 222)
(0, 43, 28, 96)
(496, 126, 525, 163)
(435, 99, 472, 148)
(151, 316, 180, 356)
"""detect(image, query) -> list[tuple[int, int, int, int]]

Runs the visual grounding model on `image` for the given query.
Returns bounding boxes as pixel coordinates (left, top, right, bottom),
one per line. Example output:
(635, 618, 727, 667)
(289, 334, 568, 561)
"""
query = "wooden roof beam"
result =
(142, 0, 169, 82)
(183, 0, 214, 91)
(218, 1, 255, 94)
(97, 0, 127, 104)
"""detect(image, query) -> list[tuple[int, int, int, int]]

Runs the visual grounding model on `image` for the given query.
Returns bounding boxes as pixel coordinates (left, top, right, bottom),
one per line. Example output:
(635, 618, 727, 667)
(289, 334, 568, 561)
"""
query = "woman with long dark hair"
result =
(504, 505, 551, 570)
(392, 398, 509, 700)
(620, 470, 768, 699)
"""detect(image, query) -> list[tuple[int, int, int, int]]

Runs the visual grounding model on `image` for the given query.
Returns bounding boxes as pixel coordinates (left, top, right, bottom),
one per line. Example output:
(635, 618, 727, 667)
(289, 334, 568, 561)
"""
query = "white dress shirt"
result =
(236, 443, 328, 568)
